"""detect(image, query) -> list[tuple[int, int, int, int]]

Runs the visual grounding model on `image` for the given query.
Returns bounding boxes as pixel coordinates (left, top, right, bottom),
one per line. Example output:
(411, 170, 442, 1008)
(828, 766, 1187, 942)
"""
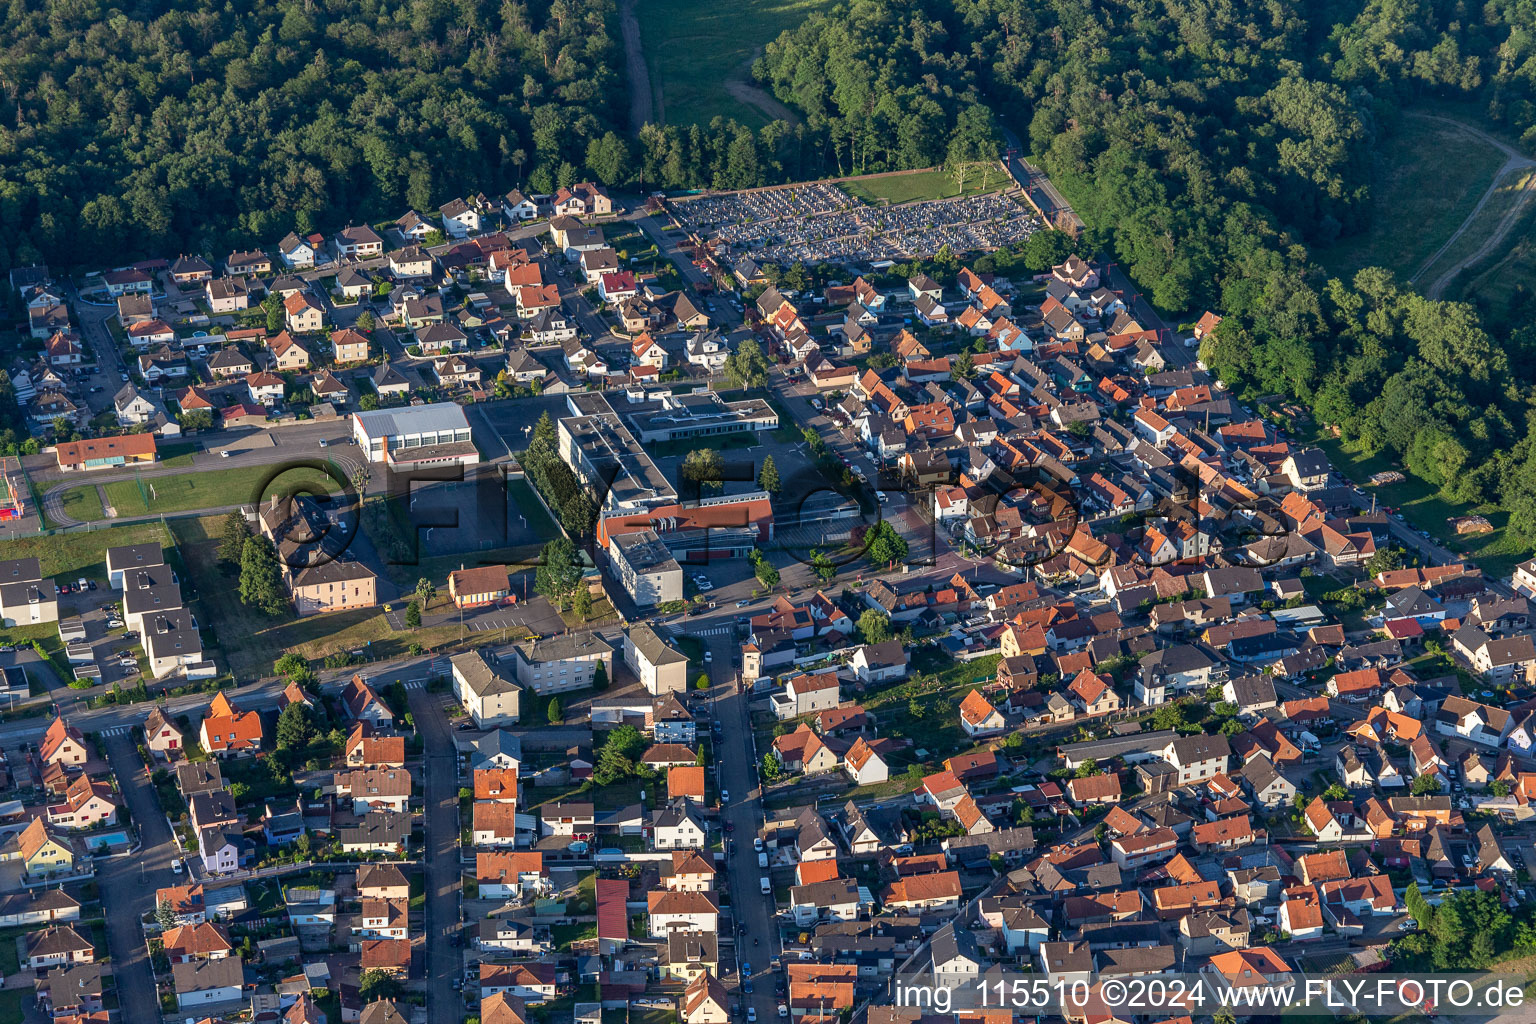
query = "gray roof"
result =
(172, 953, 244, 993)
(518, 633, 613, 665)
(451, 650, 517, 697)
(352, 401, 470, 437)
(627, 623, 687, 667)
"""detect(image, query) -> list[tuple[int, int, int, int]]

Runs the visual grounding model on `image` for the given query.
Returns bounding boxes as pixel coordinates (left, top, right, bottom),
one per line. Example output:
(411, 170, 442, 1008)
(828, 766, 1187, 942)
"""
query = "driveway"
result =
(407, 687, 463, 1024)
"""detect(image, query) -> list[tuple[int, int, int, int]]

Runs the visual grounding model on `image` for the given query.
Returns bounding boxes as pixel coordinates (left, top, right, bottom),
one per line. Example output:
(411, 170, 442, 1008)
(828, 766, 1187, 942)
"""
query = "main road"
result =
(698, 625, 782, 1020)
(99, 731, 180, 1024)
(408, 686, 463, 1024)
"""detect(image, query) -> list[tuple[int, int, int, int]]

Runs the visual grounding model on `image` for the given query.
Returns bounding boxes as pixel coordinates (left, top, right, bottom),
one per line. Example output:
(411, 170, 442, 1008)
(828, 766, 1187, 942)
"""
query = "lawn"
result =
(1452, 199, 1536, 321)
(1315, 112, 1506, 282)
(0, 987, 24, 1023)
(0, 520, 169, 579)
(639, 0, 833, 128)
(1309, 429, 1534, 577)
(1412, 166, 1536, 290)
(169, 514, 466, 680)
(841, 164, 1006, 205)
(506, 478, 560, 543)
(54, 484, 105, 525)
(104, 465, 342, 517)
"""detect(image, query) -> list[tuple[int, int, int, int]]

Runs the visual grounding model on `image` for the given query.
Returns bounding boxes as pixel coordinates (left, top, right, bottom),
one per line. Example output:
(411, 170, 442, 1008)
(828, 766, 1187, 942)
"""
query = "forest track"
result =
(619, 0, 655, 132)
(1406, 113, 1536, 299)
(724, 50, 800, 125)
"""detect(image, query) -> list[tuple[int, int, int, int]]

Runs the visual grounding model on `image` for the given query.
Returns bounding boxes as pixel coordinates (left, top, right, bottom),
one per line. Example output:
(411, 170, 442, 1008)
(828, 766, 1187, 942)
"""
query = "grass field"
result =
(0, 520, 169, 580)
(104, 465, 342, 518)
(1316, 114, 1506, 282)
(841, 164, 1005, 205)
(168, 514, 473, 679)
(639, 0, 832, 127)
(1452, 199, 1536, 321)
(1413, 167, 1536, 291)
(1310, 429, 1533, 577)
(55, 484, 105, 524)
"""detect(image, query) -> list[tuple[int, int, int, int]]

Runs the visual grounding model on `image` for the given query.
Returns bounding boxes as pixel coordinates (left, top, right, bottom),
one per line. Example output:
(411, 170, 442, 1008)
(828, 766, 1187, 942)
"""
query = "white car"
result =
(810, 398, 823, 409)
(754, 837, 764, 852)
(318, 439, 328, 447)
(704, 650, 713, 662)
(747, 1009, 757, 1023)
(171, 858, 183, 874)
(220, 450, 231, 458)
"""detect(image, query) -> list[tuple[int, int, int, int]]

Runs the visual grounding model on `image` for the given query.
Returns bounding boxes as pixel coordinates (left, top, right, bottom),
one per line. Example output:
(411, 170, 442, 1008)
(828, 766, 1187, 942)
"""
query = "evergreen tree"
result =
(757, 455, 781, 493)
(238, 536, 288, 616)
(547, 696, 563, 724)
(218, 510, 250, 566)
(534, 537, 582, 611)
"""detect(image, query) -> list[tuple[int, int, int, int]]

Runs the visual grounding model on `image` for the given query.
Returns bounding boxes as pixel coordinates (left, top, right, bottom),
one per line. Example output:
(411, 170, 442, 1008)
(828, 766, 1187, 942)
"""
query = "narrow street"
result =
(100, 732, 177, 1024)
(707, 630, 781, 1019)
(408, 687, 462, 1024)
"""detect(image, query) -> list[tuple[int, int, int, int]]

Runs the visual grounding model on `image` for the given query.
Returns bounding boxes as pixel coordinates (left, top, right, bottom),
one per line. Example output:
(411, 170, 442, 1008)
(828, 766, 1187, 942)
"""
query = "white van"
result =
(760, 876, 772, 895)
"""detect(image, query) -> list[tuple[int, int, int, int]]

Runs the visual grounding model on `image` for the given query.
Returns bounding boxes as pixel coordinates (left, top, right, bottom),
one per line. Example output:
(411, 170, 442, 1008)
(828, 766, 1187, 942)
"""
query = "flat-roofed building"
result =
(609, 529, 682, 609)
(351, 402, 478, 468)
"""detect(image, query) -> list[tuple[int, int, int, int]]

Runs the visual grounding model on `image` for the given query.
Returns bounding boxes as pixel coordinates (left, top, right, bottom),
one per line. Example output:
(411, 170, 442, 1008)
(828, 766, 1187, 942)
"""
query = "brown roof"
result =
(55, 434, 156, 468)
(882, 870, 961, 905)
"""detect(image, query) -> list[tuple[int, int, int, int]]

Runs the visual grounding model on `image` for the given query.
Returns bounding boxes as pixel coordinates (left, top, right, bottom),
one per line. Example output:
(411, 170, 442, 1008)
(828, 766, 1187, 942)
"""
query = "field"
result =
(1451, 199, 1536, 323)
(168, 514, 464, 680)
(52, 484, 105, 526)
(99, 465, 342, 518)
(841, 165, 1006, 205)
(1316, 113, 1507, 282)
(638, 0, 832, 128)
(1413, 166, 1536, 296)
(0, 520, 170, 579)
(1310, 430, 1532, 577)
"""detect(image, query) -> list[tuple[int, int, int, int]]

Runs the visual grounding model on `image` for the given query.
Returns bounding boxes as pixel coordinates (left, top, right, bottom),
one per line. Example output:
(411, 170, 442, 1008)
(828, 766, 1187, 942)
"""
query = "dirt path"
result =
(724, 50, 800, 126)
(1406, 112, 1536, 299)
(618, 0, 655, 132)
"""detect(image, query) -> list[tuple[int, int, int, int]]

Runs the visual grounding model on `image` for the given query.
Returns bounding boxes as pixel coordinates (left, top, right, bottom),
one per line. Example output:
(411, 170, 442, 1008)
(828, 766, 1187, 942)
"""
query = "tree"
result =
(405, 601, 421, 628)
(263, 295, 283, 334)
(863, 521, 908, 566)
(757, 454, 781, 493)
(238, 537, 288, 616)
(359, 969, 403, 1003)
(414, 578, 436, 605)
(695, 673, 710, 690)
(218, 511, 250, 566)
(1410, 773, 1441, 796)
(359, 393, 380, 411)
(1366, 546, 1404, 577)
(810, 549, 837, 583)
(534, 537, 583, 611)
(1150, 703, 1187, 732)
(953, 351, 973, 378)
(355, 310, 376, 332)
(276, 702, 313, 751)
(751, 550, 780, 589)
(681, 448, 724, 491)
(723, 337, 770, 389)
(595, 724, 645, 785)
(156, 898, 177, 931)
(547, 697, 563, 724)
(179, 409, 213, 431)
(761, 753, 783, 782)
(274, 653, 310, 681)
(1074, 760, 1102, 778)
(858, 608, 892, 644)
(591, 658, 608, 690)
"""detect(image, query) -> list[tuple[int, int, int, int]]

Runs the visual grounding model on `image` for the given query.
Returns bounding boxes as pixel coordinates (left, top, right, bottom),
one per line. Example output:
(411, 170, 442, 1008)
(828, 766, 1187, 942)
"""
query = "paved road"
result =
(409, 686, 462, 1024)
(99, 732, 177, 1024)
(708, 628, 781, 1020)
